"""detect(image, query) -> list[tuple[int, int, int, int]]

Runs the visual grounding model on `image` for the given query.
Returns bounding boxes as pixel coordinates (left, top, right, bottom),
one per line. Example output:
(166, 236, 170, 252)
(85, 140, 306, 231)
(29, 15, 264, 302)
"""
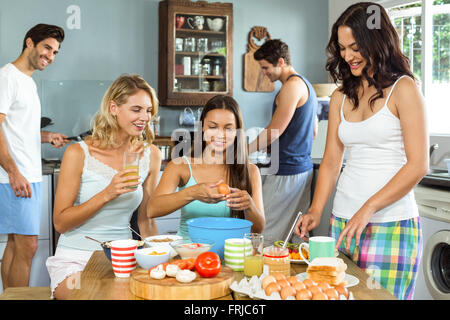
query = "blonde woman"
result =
(46, 74, 161, 300)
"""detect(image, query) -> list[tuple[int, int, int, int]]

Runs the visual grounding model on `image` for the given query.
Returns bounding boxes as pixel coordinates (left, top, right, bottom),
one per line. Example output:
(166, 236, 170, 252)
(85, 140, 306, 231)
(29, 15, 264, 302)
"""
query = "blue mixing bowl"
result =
(187, 217, 253, 259)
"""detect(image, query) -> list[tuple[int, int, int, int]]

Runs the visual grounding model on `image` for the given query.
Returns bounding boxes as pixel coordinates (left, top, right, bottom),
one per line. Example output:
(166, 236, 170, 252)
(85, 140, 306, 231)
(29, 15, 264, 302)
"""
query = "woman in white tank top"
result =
(46, 75, 162, 299)
(295, 3, 428, 300)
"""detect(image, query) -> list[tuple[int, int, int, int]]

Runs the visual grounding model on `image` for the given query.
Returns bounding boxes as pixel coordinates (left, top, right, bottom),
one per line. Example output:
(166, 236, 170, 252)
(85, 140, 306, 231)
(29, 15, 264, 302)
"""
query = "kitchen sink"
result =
(428, 168, 449, 175)
(420, 168, 450, 189)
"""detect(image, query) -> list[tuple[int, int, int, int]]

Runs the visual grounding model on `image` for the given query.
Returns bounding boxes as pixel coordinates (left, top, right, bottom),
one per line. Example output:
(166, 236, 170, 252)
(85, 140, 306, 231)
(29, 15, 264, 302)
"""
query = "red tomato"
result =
(217, 183, 230, 195)
(195, 252, 221, 278)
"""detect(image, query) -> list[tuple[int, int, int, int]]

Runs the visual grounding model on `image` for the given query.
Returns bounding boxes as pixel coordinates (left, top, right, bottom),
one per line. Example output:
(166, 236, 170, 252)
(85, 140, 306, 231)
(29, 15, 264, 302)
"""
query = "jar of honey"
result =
(263, 246, 290, 278)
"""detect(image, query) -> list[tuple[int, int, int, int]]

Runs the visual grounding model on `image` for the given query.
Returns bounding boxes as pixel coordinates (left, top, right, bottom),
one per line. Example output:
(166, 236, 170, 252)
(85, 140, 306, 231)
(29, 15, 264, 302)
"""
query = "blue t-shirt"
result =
(273, 74, 317, 175)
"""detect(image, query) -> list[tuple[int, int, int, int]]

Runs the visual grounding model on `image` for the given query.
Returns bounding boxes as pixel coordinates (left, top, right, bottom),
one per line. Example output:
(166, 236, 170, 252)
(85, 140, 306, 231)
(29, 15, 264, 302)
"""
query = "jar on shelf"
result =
(197, 38, 208, 52)
(201, 58, 211, 76)
(201, 80, 210, 92)
(184, 37, 196, 52)
(263, 246, 290, 278)
(191, 57, 201, 76)
(212, 59, 221, 76)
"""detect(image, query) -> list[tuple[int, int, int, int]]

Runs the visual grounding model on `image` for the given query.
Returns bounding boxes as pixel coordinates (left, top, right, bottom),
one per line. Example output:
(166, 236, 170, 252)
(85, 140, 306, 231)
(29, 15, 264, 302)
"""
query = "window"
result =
(387, 0, 450, 134)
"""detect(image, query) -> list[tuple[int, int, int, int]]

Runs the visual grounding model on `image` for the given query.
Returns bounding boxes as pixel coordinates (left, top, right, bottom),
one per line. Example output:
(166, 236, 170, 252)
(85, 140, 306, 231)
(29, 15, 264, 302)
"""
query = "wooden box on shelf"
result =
(158, 0, 233, 106)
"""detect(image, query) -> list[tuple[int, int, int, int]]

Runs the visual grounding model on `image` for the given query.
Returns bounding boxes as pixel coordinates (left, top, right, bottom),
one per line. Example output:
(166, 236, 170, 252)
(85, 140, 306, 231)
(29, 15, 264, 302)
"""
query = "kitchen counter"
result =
(69, 250, 396, 300)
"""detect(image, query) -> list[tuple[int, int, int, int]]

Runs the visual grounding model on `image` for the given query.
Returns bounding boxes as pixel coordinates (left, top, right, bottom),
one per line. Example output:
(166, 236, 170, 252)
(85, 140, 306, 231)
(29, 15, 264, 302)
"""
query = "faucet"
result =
(429, 144, 439, 158)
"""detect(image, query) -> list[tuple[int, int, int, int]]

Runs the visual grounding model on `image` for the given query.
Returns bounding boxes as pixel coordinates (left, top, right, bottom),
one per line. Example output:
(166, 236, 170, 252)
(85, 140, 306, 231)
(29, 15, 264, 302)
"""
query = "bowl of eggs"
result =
(229, 273, 353, 300)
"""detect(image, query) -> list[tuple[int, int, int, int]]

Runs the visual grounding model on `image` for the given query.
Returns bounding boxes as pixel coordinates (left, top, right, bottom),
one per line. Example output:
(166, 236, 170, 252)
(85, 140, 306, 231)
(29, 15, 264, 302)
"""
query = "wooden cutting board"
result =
(129, 266, 235, 300)
(244, 26, 274, 92)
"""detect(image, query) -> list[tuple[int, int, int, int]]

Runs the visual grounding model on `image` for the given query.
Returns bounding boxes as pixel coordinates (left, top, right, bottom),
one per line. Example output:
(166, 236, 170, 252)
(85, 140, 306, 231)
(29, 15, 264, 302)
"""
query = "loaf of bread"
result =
(306, 257, 347, 286)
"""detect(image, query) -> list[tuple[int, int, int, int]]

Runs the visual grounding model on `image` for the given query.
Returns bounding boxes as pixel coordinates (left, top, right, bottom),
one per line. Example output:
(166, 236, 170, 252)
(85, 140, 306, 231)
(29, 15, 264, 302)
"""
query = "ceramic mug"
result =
(299, 236, 335, 265)
(187, 16, 204, 30)
(176, 16, 185, 29)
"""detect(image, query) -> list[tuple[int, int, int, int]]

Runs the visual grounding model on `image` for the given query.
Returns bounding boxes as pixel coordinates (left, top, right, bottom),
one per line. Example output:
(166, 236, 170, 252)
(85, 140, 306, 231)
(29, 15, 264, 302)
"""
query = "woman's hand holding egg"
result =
(225, 187, 255, 212)
(191, 181, 226, 204)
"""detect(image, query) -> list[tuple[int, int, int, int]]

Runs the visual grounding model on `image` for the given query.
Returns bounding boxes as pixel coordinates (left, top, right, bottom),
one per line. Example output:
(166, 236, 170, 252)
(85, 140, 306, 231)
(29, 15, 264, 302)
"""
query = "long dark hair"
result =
(326, 2, 414, 110)
(199, 95, 252, 219)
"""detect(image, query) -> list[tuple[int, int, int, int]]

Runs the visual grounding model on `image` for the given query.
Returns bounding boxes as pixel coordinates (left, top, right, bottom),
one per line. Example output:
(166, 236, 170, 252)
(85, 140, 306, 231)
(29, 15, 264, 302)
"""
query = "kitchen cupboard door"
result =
(29, 239, 51, 288)
(158, 0, 233, 106)
(40, 174, 52, 240)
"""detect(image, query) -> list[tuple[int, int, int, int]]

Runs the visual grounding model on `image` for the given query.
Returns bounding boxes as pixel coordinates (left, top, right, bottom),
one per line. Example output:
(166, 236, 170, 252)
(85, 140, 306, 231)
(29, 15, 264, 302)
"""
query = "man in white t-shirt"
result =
(0, 24, 69, 288)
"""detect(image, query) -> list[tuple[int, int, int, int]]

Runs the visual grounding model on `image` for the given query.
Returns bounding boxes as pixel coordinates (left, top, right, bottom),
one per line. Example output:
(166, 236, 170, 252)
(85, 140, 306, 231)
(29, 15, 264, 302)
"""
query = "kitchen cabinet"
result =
(158, 0, 233, 106)
(0, 175, 52, 293)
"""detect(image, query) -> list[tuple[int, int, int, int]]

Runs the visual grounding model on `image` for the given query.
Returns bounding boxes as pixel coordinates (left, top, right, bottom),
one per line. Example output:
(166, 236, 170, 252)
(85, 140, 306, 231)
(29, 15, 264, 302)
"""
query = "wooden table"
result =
(70, 250, 396, 300)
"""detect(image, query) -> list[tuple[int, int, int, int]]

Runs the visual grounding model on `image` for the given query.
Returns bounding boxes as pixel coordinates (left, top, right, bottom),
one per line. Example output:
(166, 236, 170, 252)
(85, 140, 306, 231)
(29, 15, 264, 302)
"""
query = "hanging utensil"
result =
(282, 211, 303, 249)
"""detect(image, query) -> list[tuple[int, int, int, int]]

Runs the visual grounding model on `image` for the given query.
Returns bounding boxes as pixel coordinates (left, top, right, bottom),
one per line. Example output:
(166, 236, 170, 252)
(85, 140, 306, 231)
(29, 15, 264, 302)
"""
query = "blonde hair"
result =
(87, 74, 159, 149)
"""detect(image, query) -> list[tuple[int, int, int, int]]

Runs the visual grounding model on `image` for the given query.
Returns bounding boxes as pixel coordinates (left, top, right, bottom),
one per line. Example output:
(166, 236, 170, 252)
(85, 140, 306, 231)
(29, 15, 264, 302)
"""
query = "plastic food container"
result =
(263, 246, 290, 278)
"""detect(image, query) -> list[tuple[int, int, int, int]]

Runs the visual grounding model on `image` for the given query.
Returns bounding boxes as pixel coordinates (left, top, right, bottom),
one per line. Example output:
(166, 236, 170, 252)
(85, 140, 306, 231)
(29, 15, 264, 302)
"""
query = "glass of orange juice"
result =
(123, 151, 140, 189)
(243, 233, 264, 277)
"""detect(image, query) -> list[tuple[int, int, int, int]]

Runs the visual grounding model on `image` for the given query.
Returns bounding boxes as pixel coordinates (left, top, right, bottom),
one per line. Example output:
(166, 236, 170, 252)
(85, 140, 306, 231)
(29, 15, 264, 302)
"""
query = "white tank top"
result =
(57, 141, 150, 251)
(332, 76, 419, 223)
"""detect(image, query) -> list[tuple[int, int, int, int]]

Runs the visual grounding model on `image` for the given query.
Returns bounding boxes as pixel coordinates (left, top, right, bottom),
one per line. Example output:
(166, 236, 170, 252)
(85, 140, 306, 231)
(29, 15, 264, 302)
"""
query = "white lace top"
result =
(57, 141, 151, 251)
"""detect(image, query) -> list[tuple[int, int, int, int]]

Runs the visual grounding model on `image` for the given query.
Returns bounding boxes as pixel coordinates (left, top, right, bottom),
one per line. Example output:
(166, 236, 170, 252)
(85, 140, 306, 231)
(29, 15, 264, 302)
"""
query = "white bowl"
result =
(312, 83, 338, 98)
(144, 235, 182, 258)
(134, 247, 170, 270)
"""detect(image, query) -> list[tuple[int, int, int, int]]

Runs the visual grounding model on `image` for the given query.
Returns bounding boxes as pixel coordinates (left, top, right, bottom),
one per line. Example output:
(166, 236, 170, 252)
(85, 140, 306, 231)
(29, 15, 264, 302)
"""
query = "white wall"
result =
(328, 0, 392, 33)
(328, 0, 362, 33)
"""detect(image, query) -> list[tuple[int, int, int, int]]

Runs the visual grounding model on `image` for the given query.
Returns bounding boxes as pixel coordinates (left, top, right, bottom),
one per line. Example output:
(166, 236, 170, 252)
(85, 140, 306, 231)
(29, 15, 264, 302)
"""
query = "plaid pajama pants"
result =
(329, 214, 423, 300)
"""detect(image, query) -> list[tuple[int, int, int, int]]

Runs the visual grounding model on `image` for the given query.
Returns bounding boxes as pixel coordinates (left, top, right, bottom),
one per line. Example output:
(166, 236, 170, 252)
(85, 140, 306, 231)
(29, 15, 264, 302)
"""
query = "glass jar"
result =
(184, 37, 196, 52)
(263, 246, 290, 278)
(197, 38, 208, 52)
(201, 58, 211, 76)
(191, 57, 201, 76)
(201, 80, 210, 92)
(213, 59, 221, 76)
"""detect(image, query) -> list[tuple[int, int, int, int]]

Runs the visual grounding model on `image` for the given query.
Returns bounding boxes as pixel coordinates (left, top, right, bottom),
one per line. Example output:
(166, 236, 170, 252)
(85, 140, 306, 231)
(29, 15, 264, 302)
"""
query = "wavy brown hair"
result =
(199, 95, 252, 219)
(326, 2, 414, 110)
(86, 74, 159, 149)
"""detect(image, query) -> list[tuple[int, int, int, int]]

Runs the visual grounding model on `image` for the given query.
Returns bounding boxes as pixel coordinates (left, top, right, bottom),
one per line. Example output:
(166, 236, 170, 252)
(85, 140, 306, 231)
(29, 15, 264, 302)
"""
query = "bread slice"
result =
(307, 257, 347, 273)
(306, 271, 346, 285)
(306, 257, 348, 286)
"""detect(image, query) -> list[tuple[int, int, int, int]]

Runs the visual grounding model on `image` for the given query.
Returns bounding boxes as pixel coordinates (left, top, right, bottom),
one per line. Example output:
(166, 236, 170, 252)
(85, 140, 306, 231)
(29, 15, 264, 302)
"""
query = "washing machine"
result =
(413, 184, 450, 300)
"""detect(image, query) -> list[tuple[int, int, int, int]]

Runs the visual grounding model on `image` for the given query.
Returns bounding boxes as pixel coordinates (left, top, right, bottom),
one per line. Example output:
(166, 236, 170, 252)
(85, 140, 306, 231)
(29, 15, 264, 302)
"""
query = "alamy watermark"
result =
(367, 5, 381, 30)
(366, 265, 382, 290)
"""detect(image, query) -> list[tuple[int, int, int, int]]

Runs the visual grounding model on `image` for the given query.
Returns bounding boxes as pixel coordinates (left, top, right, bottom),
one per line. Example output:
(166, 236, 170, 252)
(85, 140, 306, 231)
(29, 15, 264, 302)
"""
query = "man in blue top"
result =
(249, 39, 318, 242)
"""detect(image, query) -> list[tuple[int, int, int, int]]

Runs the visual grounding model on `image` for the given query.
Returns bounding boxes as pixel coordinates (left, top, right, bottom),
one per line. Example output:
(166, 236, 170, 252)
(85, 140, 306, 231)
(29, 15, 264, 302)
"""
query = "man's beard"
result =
(28, 50, 44, 71)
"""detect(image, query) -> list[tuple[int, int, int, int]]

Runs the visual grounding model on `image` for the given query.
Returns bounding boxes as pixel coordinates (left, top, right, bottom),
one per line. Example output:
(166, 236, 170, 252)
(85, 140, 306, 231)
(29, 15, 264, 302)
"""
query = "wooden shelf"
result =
(175, 51, 225, 57)
(175, 29, 225, 36)
(175, 75, 224, 80)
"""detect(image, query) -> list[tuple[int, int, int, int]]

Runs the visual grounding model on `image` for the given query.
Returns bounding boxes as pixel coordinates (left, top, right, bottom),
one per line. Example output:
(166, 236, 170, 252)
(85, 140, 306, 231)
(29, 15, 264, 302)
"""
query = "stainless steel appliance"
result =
(414, 185, 450, 300)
